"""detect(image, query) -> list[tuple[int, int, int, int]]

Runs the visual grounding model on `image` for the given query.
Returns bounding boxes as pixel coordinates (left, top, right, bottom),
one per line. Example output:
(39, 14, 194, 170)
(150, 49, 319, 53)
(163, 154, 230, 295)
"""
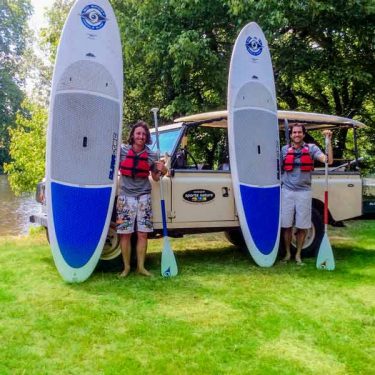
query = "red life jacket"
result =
(119, 148, 150, 178)
(283, 144, 314, 172)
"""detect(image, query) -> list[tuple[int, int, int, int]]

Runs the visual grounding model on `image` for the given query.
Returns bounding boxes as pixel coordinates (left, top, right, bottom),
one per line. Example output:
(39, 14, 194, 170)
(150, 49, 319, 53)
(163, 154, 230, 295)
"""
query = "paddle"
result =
(284, 118, 290, 144)
(151, 108, 178, 277)
(316, 134, 335, 270)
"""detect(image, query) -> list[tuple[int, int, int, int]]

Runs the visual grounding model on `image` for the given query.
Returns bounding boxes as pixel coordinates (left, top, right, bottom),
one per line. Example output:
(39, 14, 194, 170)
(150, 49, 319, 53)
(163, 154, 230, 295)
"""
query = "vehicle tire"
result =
(226, 207, 324, 259)
(290, 207, 324, 258)
(99, 224, 121, 260)
(45, 227, 50, 244)
(96, 223, 122, 272)
(224, 229, 246, 251)
(96, 230, 138, 272)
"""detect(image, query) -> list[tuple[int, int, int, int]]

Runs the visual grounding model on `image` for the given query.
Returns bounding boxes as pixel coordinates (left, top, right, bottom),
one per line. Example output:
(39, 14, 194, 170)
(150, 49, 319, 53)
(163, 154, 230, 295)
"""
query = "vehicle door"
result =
(169, 125, 237, 229)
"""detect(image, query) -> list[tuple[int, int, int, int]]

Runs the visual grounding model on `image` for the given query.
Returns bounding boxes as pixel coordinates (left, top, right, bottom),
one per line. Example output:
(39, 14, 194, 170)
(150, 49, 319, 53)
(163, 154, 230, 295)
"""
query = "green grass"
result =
(0, 221, 374, 375)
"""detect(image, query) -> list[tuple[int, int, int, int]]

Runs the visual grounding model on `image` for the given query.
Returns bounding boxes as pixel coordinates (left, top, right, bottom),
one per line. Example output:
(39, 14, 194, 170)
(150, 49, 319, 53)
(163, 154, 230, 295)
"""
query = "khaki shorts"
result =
(116, 194, 153, 234)
(281, 188, 312, 229)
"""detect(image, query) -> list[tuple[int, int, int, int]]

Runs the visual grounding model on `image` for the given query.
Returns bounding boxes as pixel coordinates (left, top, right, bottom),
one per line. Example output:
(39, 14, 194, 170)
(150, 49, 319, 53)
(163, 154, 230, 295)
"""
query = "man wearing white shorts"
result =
(281, 124, 332, 264)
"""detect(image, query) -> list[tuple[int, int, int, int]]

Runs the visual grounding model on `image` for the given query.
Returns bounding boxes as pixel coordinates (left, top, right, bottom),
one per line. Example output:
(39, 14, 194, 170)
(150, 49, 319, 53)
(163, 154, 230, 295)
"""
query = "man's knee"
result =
(137, 231, 148, 240)
(120, 233, 132, 241)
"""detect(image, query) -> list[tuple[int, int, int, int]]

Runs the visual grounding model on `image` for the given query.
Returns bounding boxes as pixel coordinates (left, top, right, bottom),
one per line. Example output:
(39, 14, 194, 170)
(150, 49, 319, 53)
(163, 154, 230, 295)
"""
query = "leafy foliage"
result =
(112, 0, 237, 126)
(5, 0, 375, 193)
(187, 126, 228, 169)
(0, 0, 32, 171)
(39, 0, 73, 64)
(4, 100, 46, 195)
(39, 0, 375, 128)
(113, 0, 374, 162)
(229, 0, 375, 159)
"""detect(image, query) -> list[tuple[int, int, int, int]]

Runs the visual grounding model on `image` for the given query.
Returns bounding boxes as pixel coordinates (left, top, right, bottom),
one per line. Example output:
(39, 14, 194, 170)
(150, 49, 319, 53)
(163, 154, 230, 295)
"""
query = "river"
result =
(0, 175, 44, 236)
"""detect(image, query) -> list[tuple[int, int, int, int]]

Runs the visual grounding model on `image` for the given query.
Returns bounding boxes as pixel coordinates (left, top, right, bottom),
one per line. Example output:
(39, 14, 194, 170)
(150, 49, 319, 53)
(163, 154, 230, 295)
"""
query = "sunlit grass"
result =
(0, 221, 374, 374)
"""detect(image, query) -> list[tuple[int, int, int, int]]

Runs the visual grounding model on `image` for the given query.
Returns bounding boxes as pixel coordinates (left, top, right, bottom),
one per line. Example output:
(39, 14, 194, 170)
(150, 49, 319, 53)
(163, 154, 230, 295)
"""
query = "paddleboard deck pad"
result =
(228, 22, 281, 267)
(46, 0, 123, 282)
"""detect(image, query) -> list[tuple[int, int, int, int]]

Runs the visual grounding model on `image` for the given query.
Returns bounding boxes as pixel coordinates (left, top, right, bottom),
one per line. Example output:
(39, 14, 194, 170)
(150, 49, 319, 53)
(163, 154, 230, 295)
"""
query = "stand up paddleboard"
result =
(46, 0, 123, 282)
(228, 22, 281, 267)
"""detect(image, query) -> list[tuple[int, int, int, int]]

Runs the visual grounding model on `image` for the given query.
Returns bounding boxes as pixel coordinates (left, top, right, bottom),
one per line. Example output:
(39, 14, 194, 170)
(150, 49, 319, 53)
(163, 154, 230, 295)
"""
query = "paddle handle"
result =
(151, 107, 161, 156)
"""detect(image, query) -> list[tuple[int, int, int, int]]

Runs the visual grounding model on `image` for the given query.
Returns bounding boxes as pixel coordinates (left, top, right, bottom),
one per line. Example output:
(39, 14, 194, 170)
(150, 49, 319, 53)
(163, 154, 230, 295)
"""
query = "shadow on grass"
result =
(36, 236, 374, 292)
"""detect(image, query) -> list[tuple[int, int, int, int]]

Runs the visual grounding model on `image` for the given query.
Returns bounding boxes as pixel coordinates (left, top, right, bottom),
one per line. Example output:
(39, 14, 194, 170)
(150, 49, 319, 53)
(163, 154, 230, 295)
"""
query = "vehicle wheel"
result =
(224, 229, 246, 251)
(45, 228, 50, 244)
(96, 223, 122, 272)
(226, 208, 324, 259)
(96, 229, 138, 272)
(290, 207, 324, 258)
(100, 224, 121, 261)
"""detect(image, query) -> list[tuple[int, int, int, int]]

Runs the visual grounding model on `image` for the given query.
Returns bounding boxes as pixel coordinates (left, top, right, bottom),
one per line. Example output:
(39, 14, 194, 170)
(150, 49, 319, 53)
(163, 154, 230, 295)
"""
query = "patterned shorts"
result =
(116, 194, 153, 234)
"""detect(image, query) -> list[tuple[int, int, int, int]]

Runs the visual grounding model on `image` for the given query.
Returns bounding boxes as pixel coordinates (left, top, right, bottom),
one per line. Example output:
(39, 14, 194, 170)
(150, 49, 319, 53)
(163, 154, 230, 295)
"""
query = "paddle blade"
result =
(316, 233, 335, 271)
(161, 236, 178, 277)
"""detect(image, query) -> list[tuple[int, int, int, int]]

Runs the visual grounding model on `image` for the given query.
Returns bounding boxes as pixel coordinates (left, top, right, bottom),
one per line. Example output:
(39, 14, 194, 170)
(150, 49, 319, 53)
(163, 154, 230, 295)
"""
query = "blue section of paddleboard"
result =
(51, 182, 111, 268)
(240, 184, 280, 255)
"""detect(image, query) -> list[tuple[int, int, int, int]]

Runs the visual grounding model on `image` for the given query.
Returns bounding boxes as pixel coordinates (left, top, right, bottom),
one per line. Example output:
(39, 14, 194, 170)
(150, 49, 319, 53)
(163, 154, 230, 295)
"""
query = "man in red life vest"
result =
(281, 124, 333, 265)
(116, 121, 167, 277)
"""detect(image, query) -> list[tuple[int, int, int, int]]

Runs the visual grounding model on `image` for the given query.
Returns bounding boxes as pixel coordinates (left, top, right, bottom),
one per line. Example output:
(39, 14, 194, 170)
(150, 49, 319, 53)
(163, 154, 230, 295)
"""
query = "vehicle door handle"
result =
(222, 187, 229, 197)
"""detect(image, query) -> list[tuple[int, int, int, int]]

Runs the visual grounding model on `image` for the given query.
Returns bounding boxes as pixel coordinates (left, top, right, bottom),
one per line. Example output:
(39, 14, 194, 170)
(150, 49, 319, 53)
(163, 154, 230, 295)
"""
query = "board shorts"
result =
(116, 194, 153, 234)
(281, 188, 312, 229)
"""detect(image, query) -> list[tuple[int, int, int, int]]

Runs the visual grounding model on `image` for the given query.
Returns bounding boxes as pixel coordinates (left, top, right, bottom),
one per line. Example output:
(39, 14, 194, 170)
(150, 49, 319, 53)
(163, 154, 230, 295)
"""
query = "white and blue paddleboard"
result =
(46, 0, 123, 282)
(228, 22, 281, 267)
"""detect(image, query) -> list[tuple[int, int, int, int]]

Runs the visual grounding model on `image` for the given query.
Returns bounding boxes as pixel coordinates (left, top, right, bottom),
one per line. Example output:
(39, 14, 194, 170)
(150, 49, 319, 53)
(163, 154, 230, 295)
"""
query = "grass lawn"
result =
(0, 220, 374, 374)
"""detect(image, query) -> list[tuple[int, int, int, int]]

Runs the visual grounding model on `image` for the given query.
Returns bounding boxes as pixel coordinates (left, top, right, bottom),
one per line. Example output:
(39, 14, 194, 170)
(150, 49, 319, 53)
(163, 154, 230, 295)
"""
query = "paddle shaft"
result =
(151, 108, 168, 237)
(324, 135, 329, 230)
(284, 118, 290, 144)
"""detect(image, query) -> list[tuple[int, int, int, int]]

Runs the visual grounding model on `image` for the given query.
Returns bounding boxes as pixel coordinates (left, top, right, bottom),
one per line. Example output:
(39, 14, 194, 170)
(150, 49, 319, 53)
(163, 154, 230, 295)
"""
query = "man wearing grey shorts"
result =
(281, 124, 333, 264)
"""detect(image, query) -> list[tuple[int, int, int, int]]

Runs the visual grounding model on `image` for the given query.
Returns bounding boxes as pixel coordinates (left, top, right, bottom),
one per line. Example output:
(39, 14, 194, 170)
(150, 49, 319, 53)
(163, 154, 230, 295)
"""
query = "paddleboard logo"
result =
(245, 36, 263, 56)
(183, 189, 215, 203)
(163, 267, 171, 277)
(81, 4, 107, 30)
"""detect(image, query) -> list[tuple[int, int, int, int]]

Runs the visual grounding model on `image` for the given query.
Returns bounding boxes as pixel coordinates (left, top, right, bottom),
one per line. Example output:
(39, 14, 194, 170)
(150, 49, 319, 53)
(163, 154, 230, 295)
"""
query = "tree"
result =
(112, 0, 237, 126)
(0, 0, 32, 172)
(229, 0, 375, 161)
(39, 0, 73, 64)
(4, 99, 47, 194)
(16, 0, 375, 193)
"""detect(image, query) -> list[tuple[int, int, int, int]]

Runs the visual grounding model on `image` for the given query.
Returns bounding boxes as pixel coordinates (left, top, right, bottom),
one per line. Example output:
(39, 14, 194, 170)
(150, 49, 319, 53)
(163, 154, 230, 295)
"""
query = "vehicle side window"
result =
(173, 126, 229, 170)
(150, 129, 181, 155)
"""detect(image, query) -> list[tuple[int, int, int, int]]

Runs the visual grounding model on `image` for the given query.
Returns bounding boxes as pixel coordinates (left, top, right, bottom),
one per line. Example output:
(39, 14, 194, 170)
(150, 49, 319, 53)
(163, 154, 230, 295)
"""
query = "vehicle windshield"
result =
(150, 128, 181, 155)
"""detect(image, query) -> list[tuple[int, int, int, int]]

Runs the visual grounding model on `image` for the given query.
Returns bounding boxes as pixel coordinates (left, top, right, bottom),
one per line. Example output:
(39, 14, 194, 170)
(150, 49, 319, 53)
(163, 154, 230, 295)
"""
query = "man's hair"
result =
(289, 123, 306, 135)
(127, 121, 152, 145)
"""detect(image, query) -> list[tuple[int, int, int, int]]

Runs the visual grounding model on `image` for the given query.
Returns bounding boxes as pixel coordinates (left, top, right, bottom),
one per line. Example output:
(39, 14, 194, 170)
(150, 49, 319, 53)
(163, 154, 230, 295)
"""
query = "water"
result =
(0, 175, 43, 236)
